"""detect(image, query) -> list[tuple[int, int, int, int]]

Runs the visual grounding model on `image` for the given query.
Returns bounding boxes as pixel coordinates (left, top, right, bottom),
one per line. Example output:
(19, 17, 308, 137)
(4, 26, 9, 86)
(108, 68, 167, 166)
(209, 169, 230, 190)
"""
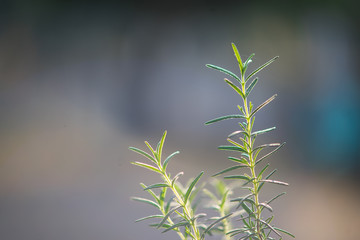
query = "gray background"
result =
(1, 1, 359, 239)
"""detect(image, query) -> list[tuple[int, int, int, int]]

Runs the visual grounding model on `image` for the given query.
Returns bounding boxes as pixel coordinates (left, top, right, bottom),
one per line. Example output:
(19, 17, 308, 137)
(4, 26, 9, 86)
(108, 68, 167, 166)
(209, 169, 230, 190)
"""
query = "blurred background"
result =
(0, 0, 359, 239)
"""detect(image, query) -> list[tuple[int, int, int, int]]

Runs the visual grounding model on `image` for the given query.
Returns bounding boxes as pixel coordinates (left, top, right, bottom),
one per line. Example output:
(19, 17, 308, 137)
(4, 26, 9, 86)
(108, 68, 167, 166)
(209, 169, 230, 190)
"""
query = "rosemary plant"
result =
(129, 43, 294, 240)
(205, 43, 294, 240)
(129, 131, 231, 240)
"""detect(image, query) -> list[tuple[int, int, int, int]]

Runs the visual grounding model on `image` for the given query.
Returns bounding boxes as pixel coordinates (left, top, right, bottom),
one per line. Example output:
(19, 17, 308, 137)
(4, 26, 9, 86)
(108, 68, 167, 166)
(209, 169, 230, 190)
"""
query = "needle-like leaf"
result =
(255, 142, 286, 165)
(266, 192, 286, 205)
(273, 227, 295, 238)
(206, 64, 241, 82)
(243, 53, 255, 73)
(144, 183, 170, 190)
(201, 213, 233, 239)
(228, 156, 249, 165)
(157, 131, 167, 162)
(251, 127, 276, 137)
(250, 94, 277, 118)
(162, 151, 179, 171)
(212, 165, 248, 177)
(224, 78, 246, 99)
(171, 172, 184, 186)
(232, 43, 243, 75)
(129, 147, 157, 164)
(259, 179, 289, 186)
(157, 205, 182, 229)
(245, 56, 279, 82)
(162, 221, 190, 233)
(135, 214, 163, 222)
(245, 77, 258, 97)
(205, 114, 246, 125)
(184, 171, 204, 204)
(260, 219, 281, 237)
(131, 161, 161, 173)
(218, 145, 248, 153)
(132, 197, 161, 210)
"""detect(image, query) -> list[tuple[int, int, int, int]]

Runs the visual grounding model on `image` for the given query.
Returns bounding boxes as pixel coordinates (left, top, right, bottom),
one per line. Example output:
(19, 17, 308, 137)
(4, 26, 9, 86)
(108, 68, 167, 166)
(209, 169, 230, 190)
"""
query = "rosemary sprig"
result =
(206, 43, 294, 240)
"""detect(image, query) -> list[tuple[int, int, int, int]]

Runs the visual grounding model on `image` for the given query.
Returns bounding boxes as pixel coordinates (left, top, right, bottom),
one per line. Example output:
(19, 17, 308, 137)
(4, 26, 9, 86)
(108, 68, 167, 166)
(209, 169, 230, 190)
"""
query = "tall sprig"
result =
(206, 43, 295, 240)
(130, 131, 232, 240)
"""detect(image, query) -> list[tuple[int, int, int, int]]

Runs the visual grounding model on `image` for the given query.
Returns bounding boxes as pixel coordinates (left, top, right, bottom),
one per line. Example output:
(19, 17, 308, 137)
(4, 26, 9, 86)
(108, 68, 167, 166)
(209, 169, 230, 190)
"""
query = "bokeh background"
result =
(1, 1, 360, 239)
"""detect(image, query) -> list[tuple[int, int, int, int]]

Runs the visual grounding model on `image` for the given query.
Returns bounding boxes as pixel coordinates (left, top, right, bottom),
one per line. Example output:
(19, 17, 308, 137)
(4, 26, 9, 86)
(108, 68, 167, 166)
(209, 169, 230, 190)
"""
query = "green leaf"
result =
(159, 187, 167, 209)
(135, 214, 163, 222)
(241, 202, 255, 217)
(149, 223, 172, 229)
(140, 183, 159, 203)
(230, 193, 254, 210)
(241, 177, 256, 186)
(205, 114, 246, 125)
(224, 78, 245, 99)
(258, 169, 277, 192)
(250, 94, 277, 118)
(224, 175, 251, 181)
(253, 143, 281, 151)
(206, 64, 241, 82)
(228, 156, 249, 165)
(165, 196, 175, 213)
(243, 53, 255, 68)
(258, 163, 270, 179)
(129, 147, 157, 164)
(273, 227, 295, 238)
(144, 141, 157, 161)
(157, 130, 167, 162)
(189, 182, 204, 207)
(245, 77, 258, 97)
(239, 233, 255, 240)
(184, 171, 204, 204)
(132, 197, 161, 210)
(231, 43, 243, 75)
(144, 183, 169, 190)
(162, 221, 190, 233)
(265, 215, 274, 224)
(162, 151, 179, 171)
(259, 202, 273, 212)
(255, 142, 286, 165)
(251, 127, 276, 137)
(245, 56, 279, 82)
(267, 192, 286, 205)
(201, 213, 233, 239)
(131, 161, 161, 173)
(157, 205, 182, 229)
(265, 169, 277, 180)
(226, 228, 248, 237)
(212, 165, 247, 177)
(260, 219, 281, 237)
(194, 213, 207, 220)
(218, 145, 248, 153)
(227, 138, 247, 150)
(219, 190, 229, 209)
(259, 179, 289, 186)
(171, 172, 184, 186)
(173, 183, 185, 199)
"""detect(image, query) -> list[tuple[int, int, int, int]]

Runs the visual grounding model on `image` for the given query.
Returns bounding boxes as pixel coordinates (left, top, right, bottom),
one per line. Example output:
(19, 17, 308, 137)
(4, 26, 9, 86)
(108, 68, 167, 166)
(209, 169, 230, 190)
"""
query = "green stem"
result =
(163, 173, 200, 240)
(241, 76, 263, 240)
(160, 206, 186, 240)
(220, 207, 231, 240)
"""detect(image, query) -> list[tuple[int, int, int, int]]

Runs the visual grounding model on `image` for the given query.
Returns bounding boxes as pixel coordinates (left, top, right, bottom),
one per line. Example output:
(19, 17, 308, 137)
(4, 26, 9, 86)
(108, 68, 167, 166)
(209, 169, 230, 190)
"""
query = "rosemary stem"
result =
(163, 173, 200, 240)
(242, 76, 263, 240)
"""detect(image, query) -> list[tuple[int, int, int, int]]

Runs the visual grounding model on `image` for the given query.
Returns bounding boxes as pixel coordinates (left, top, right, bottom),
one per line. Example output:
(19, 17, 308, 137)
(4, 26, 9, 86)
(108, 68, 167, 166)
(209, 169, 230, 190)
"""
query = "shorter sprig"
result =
(130, 131, 232, 240)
